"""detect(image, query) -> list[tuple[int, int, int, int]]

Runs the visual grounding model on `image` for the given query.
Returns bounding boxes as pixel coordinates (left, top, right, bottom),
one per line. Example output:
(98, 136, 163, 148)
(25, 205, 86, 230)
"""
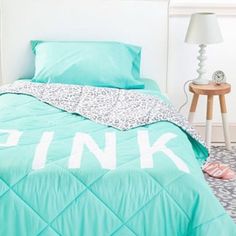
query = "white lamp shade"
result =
(185, 13, 223, 44)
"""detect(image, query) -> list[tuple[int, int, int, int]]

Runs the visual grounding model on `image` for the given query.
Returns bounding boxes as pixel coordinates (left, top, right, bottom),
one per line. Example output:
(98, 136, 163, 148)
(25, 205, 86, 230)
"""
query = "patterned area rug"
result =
(205, 146, 236, 222)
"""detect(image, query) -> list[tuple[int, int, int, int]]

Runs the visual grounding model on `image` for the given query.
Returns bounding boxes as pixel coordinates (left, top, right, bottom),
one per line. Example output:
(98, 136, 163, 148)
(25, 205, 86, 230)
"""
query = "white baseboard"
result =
(193, 123, 236, 143)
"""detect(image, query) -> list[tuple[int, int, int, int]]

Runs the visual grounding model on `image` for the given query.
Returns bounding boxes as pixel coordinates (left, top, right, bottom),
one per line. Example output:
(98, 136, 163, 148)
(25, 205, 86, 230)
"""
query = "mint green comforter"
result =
(0, 84, 235, 236)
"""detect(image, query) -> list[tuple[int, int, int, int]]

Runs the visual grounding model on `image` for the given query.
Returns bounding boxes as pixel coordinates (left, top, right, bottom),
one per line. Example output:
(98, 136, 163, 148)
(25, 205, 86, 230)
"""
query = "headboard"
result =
(0, 0, 170, 92)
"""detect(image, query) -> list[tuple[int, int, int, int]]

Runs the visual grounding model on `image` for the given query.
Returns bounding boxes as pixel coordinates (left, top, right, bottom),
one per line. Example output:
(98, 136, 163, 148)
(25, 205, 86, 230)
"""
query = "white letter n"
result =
(138, 131, 190, 173)
(68, 132, 116, 170)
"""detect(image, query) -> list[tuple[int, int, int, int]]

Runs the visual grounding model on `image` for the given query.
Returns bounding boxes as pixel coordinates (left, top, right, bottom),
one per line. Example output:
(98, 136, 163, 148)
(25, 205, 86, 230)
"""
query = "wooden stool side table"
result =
(188, 82, 231, 150)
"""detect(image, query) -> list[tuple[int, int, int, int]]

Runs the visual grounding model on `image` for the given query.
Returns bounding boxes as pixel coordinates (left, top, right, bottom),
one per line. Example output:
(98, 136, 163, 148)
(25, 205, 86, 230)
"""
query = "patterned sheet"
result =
(0, 80, 206, 144)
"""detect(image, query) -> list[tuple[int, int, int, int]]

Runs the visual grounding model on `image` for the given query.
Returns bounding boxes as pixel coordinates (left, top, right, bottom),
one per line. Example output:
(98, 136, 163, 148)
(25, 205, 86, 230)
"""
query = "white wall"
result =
(169, 0, 236, 141)
(173, 0, 236, 3)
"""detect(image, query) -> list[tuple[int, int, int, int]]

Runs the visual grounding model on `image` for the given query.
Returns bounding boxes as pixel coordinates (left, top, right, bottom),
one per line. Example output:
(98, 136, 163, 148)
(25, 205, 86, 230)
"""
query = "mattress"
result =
(0, 80, 235, 236)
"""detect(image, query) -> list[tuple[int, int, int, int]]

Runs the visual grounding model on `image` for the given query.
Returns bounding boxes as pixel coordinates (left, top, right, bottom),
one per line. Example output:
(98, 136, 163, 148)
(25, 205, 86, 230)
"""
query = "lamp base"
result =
(193, 44, 209, 85)
(192, 78, 209, 85)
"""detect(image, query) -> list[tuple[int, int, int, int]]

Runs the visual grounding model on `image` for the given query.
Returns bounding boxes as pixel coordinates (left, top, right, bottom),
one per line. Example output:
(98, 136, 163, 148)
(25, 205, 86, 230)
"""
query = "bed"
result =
(0, 1, 236, 235)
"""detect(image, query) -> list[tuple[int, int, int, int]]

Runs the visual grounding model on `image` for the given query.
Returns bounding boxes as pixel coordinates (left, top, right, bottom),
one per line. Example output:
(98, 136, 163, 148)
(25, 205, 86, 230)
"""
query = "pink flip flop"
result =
(203, 161, 236, 180)
(221, 168, 236, 180)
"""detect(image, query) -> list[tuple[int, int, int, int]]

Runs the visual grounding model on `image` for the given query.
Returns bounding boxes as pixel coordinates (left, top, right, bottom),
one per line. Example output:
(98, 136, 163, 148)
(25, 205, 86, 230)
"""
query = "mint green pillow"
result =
(31, 41, 144, 89)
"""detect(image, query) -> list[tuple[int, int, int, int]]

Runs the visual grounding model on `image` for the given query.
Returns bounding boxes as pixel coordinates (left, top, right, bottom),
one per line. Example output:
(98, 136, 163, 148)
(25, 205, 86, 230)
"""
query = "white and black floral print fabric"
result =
(0, 80, 207, 149)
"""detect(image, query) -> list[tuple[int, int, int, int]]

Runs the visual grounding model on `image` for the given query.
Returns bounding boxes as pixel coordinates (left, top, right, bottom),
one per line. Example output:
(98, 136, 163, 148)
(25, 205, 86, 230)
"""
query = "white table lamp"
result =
(185, 13, 223, 85)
